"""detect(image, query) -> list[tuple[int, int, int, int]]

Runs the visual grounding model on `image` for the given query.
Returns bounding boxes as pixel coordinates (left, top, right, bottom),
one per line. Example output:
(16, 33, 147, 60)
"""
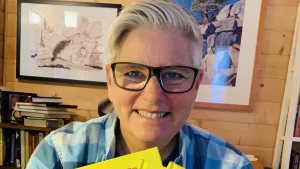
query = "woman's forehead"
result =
(116, 27, 194, 67)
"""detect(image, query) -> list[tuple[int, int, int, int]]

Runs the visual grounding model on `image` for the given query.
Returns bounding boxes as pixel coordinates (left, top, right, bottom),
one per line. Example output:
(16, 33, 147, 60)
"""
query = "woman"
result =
(27, 1, 253, 169)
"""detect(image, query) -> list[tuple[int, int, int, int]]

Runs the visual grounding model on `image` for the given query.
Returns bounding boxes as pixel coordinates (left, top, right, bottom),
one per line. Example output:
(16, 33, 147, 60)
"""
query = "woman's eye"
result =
(125, 71, 142, 77)
(164, 72, 183, 79)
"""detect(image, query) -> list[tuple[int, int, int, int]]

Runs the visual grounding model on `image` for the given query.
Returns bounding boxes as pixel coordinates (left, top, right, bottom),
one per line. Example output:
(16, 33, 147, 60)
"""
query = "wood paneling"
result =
(6, 0, 16, 13)
(190, 102, 281, 126)
(259, 54, 289, 79)
(0, 0, 5, 11)
(3, 0, 297, 167)
(262, 30, 293, 56)
(265, 5, 297, 31)
(268, 0, 300, 6)
(94, 0, 135, 6)
(187, 119, 277, 148)
(257, 78, 286, 103)
(0, 0, 4, 87)
(5, 36, 16, 59)
(0, 36, 3, 58)
(6, 13, 16, 37)
(0, 10, 4, 35)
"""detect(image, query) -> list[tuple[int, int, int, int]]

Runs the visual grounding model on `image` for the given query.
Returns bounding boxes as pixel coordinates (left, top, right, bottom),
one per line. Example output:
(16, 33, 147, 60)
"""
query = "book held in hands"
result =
(77, 147, 184, 169)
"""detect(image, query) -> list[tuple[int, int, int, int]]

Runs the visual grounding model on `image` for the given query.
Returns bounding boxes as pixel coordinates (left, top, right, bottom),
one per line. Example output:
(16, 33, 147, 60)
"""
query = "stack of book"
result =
(14, 96, 77, 129)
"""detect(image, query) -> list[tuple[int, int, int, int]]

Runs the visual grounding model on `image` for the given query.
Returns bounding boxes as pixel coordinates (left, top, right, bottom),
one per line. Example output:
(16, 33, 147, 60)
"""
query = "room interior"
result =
(0, 0, 297, 168)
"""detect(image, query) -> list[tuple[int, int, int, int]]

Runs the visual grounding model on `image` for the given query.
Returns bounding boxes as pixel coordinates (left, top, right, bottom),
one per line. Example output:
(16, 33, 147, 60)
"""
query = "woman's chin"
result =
(134, 131, 167, 144)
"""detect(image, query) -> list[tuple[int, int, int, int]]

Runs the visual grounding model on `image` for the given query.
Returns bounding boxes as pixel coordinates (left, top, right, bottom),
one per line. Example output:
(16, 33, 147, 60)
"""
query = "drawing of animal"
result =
(75, 46, 89, 63)
(51, 39, 71, 61)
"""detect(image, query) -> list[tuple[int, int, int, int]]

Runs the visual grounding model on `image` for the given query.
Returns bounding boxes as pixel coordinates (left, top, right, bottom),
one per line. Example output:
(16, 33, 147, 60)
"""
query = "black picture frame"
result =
(16, 0, 122, 86)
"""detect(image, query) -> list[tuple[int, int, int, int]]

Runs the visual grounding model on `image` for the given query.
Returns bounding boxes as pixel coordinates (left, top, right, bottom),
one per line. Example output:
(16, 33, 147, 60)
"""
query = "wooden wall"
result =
(0, 0, 4, 86)
(3, 0, 298, 167)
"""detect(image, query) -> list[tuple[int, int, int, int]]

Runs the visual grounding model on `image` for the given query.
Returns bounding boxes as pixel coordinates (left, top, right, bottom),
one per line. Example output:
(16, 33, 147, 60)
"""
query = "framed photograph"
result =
(172, 0, 267, 110)
(16, 0, 122, 85)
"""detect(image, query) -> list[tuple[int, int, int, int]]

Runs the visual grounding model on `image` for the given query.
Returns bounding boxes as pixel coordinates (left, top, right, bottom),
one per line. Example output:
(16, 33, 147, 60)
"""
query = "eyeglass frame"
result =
(110, 62, 199, 94)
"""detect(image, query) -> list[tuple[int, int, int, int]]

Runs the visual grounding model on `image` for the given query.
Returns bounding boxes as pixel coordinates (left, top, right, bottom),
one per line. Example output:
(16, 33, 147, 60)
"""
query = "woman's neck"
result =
(117, 124, 178, 161)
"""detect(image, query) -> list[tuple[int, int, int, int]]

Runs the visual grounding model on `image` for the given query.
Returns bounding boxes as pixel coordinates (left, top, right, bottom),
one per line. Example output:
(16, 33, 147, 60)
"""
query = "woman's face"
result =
(106, 27, 202, 145)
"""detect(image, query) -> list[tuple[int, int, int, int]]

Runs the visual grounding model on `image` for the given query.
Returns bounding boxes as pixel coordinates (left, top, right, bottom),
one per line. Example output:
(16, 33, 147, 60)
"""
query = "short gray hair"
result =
(108, 0, 203, 68)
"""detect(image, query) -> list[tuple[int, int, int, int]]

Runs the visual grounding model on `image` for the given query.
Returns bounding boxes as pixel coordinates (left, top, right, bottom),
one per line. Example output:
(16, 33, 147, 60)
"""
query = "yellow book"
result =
(77, 147, 163, 169)
(166, 162, 185, 169)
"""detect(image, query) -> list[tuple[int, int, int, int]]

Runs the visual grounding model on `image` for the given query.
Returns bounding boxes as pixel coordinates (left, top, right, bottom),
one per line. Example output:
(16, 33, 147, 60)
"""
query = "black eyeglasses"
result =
(111, 62, 199, 94)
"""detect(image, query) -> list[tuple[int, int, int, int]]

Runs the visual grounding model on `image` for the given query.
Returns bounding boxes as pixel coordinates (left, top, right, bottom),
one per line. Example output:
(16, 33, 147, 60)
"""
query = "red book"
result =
(295, 110, 300, 137)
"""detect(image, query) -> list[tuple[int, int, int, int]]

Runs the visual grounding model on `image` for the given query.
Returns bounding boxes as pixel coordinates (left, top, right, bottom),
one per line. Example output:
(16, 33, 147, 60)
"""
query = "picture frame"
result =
(172, 0, 267, 110)
(16, 0, 122, 85)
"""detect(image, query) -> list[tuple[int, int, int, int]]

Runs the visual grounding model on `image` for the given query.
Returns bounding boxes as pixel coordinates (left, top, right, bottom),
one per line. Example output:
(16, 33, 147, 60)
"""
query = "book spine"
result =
(20, 130, 25, 168)
(295, 152, 300, 169)
(38, 133, 44, 144)
(10, 133, 15, 166)
(0, 129, 3, 166)
(34, 133, 39, 149)
(295, 110, 300, 137)
(2, 129, 6, 166)
(15, 130, 21, 168)
(291, 151, 296, 169)
(47, 120, 64, 128)
(29, 133, 33, 158)
(4, 129, 11, 166)
(24, 118, 64, 128)
(25, 131, 29, 165)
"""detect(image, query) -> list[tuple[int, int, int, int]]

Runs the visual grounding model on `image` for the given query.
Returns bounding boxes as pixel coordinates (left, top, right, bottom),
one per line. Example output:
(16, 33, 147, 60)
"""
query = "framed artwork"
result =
(172, 0, 267, 110)
(16, 0, 122, 85)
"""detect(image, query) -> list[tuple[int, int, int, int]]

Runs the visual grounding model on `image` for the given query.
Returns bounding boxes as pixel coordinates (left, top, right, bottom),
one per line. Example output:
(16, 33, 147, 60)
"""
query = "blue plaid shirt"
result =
(26, 112, 253, 169)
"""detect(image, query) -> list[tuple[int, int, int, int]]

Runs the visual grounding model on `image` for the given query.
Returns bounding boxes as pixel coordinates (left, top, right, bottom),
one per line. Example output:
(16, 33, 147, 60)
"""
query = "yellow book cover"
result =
(166, 162, 185, 169)
(77, 147, 163, 169)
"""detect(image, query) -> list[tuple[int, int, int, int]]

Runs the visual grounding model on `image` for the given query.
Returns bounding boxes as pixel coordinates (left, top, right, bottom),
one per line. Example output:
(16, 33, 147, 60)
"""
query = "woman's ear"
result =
(105, 64, 114, 102)
(105, 64, 112, 86)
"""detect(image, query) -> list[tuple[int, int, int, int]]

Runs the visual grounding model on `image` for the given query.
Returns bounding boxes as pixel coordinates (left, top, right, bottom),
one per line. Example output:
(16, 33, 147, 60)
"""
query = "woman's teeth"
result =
(137, 110, 167, 118)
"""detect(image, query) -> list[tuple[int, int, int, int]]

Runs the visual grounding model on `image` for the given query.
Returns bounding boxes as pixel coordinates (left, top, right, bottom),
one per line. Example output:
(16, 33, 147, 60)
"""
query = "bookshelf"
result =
(272, 3, 300, 168)
(0, 123, 52, 132)
(0, 167, 20, 169)
(0, 123, 54, 168)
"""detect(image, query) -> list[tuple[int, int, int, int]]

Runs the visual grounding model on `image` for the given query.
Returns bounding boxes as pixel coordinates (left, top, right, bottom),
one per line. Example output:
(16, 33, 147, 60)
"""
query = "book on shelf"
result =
(14, 106, 75, 115)
(290, 150, 300, 169)
(0, 90, 76, 167)
(15, 130, 21, 168)
(0, 129, 2, 166)
(0, 128, 45, 168)
(24, 117, 64, 129)
(20, 130, 25, 169)
(16, 103, 68, 112)
(31, 96, 62, 103)
(13, 111, 71, 119)
(13, 104, 75, 120)
(16, 102, 78, 109)
(77, 147, 184, 169)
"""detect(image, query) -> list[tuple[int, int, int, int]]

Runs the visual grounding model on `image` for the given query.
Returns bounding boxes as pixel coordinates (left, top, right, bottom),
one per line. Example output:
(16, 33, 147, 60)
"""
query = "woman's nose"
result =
(141, 76, 165, 102)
